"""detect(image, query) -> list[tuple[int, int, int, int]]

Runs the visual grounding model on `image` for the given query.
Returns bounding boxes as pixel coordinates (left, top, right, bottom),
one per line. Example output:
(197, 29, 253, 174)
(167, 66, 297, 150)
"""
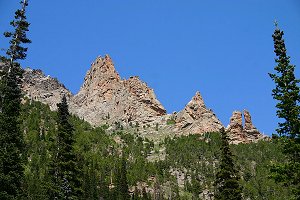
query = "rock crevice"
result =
(226, 110, 266, 144)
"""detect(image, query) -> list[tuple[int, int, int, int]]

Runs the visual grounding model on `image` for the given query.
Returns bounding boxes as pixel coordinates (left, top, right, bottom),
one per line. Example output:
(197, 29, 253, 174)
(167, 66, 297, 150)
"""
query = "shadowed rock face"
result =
(20, 55, 267, 143)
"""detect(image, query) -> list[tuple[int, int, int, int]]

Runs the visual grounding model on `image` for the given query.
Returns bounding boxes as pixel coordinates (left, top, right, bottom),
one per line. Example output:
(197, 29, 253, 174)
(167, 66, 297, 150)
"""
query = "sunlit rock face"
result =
(21, 55, 267, 143)
(226, 110, 267, 144)
(71, 55, 166, 125)
(175, 91, 223, 134)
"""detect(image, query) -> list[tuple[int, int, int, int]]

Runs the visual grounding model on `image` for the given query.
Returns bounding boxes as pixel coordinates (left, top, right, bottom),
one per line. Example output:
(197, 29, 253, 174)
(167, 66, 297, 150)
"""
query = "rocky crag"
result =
(174, 91, 223, 134)
(71, 55, 166, 125)
(226, 110, 267, 144)
(22, 68, 73, 110)
(19, 55, 266, 143)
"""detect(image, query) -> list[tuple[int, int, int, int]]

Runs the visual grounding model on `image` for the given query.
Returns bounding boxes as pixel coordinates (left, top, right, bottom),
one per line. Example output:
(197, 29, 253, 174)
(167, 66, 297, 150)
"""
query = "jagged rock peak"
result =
(91, 54, 116, 73)
(244, 109, 255, 130)
(82, 54, 121, 89)
(187, 91, 206, 110)
(175, 91, 223, 134)
(124, 76, 166, 115)
(226, 110, 266, 144)
(183, 91, 207, 118)
(228, 111, 243, 131)
(23, 68, 68, 90)
(71, 55, 166, 125)
(227, 111, 244, 142)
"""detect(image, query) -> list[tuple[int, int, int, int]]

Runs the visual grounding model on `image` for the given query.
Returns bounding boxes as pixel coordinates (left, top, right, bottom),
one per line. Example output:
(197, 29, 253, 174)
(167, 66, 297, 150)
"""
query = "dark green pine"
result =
(269, 24, 300, 138)
(0, 63, 24, 199)
(269, 24, 300, 199)
(214, 128, 243, 200)
(0, 0, 31, 199)
(48, 95, 83, 199)
(116, 154, 130, 200)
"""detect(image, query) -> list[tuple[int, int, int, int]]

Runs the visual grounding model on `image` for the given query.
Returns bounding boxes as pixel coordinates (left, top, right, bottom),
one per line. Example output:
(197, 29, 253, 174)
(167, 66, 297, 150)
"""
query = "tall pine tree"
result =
(214, 128, 243, 200)
(0, 0, 31, 199)
(47, 95, 83, 199)
(269, 23, 300, 199)
(116, 153, 130, 200)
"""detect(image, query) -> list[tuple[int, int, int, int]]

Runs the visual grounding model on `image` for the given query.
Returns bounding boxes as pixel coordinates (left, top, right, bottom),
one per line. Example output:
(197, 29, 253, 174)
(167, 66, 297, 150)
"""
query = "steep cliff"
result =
(71, 55, 166, 125)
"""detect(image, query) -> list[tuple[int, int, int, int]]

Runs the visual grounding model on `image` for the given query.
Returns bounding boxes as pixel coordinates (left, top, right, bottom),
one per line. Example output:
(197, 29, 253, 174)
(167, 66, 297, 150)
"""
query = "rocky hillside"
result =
(19, 55, 267, 143)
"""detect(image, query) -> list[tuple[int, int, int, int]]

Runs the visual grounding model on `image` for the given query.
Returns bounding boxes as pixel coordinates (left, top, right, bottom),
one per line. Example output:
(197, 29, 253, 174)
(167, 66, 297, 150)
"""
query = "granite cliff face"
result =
(19, 55, 266, 143)
(71, 55, 166, 125)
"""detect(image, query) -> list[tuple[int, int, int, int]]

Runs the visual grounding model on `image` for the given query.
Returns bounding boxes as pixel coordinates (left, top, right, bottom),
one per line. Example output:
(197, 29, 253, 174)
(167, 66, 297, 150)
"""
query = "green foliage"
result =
(3, 0, 31, 62)
(269, 24, 300, 199)
(115, 154, 130, 200)
(0, 64, 25, 199)
(214, 128, 242, 200)
(269, 25, 300, 138)
(47, 96, 83, 199)
(166, 117, 176, 125)
(163, 132, 293, 199)
(18, 99, 295, 199)
(0, 1, 31, 199)
(235, 139, 292, 199)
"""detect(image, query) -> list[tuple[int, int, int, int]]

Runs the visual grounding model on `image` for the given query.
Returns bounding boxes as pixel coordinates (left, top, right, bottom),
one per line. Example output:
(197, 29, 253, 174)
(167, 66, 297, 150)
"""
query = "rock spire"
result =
(226, 110, 266, 144)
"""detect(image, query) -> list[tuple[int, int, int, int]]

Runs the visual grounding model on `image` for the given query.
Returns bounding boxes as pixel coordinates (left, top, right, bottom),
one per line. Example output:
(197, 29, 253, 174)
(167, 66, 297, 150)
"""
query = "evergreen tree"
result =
(116, 154, 130, 200)
(0, 0, 31, 199)
(214, 128, 243, 200)
(48, 95, 83, 199)
(98, 171, 110, 200)
(269, 23, 300, 199)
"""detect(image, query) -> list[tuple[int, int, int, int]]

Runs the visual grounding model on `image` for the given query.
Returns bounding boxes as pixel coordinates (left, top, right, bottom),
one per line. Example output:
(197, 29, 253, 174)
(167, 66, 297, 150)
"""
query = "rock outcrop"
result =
(19, 54, 267, 143)
(71, 55, 166, 125)
(226, 110, 266, 144)
(175, 91, 223, 134)
(22, 68, 73, 110)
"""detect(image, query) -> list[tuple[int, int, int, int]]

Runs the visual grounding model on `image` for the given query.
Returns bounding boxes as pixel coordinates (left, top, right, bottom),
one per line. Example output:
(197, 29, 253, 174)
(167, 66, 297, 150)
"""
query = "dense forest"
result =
(0, 1, 299, 200)
(19, 99, 292, 199)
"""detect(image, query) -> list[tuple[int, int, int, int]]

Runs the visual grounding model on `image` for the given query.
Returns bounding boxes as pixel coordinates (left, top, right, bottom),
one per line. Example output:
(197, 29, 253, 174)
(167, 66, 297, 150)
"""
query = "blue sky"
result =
(1, 1, 300, 135)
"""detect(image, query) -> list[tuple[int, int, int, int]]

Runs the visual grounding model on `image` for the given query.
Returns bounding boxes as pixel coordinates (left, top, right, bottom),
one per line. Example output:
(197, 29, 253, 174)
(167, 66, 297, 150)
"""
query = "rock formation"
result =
(175, 91, 223, 134)
(22, 68, 72, 110)
(71, 55, 166, 125)
(226, 110, 266, 144)
(19, 54, 267, 143)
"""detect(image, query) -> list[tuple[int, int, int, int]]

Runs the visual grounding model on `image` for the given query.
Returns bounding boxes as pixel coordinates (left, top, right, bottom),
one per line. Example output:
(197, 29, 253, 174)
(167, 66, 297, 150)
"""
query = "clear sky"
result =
(1, 1, 300, 135)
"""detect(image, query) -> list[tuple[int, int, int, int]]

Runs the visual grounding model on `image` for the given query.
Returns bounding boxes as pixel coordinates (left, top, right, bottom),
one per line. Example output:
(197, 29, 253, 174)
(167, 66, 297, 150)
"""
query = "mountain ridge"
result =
(19, 55, 267, 143)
